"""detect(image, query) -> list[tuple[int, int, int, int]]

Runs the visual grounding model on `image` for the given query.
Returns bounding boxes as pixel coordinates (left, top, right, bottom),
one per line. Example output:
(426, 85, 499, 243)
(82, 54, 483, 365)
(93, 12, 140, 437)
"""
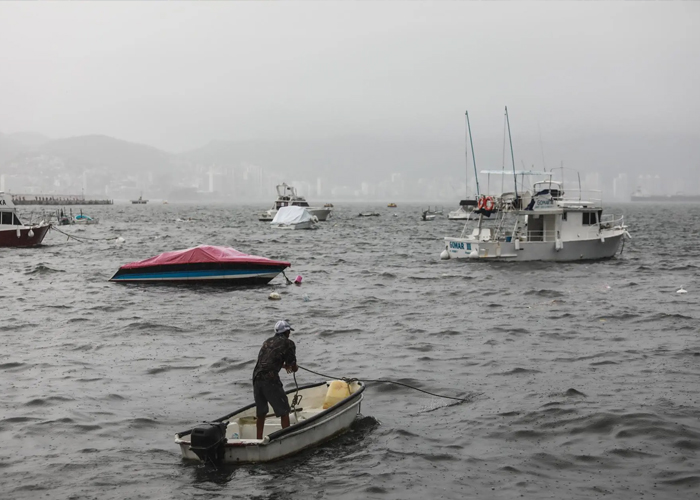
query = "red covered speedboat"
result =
(109, 245, 291, 285)
(0, 192, 51, 247)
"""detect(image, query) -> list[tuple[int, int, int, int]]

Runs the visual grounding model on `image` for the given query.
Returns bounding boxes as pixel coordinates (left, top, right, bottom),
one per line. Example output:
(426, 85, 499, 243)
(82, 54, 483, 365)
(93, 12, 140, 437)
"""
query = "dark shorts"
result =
(253, 379, 291, 417)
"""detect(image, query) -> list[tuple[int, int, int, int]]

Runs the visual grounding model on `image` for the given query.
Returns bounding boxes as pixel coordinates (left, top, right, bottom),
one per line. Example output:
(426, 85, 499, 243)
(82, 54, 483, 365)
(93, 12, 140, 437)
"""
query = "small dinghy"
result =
(75, 212, 99, 225)
(109, 245, 290, 284)
(175, 379, 365, 464)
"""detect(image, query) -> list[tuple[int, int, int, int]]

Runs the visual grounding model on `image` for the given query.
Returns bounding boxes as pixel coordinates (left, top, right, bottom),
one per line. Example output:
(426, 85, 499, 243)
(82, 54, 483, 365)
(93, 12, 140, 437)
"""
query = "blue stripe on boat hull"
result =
(109, 267, 286, 284)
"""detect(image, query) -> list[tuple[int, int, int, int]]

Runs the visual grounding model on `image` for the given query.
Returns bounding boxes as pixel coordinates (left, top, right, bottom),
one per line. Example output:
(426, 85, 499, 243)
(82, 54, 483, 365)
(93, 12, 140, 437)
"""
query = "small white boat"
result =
(448, 200, 479, 220)
(175, 379, 365, 464)
(420, 211, 436, 221)
(260, 183, 332, 222)
(270, 206, 318, 230)
(75, 211, 99, 225)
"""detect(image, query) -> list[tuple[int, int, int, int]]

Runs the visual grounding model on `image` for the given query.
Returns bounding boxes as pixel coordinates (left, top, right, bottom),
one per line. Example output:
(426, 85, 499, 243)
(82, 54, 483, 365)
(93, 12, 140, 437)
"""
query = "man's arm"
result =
(284, 341, 298, 373)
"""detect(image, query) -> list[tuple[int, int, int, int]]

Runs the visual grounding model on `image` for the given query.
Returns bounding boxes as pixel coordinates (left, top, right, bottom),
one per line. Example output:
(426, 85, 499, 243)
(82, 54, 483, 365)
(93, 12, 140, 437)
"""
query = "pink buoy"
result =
(294, 275, 303, 285)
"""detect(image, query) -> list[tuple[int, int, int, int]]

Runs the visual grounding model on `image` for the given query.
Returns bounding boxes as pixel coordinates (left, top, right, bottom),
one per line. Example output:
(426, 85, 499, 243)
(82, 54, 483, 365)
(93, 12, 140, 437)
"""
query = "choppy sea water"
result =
(1, 202, 699, 500)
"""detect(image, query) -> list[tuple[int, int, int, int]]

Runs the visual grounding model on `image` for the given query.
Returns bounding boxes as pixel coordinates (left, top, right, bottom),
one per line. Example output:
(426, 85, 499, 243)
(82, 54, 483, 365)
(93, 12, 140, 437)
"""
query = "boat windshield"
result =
(1, 211, 22, 225)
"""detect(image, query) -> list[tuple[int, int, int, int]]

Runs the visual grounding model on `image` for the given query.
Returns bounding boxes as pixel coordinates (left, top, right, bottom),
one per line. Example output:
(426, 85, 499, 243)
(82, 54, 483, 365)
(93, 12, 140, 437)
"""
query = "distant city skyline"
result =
(2, 144, 698, 204)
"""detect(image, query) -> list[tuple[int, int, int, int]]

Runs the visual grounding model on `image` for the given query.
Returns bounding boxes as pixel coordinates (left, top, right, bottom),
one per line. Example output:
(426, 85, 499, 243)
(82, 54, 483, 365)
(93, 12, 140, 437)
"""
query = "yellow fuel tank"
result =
(322, 380, 351, 409)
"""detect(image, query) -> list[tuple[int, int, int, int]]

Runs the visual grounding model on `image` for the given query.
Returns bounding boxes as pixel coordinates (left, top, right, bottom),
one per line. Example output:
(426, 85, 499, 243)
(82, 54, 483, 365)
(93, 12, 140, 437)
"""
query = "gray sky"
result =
(1, 1, 698, 154)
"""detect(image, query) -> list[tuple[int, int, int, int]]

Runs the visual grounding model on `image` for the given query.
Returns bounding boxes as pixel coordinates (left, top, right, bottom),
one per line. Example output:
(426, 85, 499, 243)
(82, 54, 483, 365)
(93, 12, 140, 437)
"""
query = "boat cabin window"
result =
(1, 211, 20, 225)
(293, 201, 310, 207)
(535, 188, 561, 198)
(582, 212, 597, 225)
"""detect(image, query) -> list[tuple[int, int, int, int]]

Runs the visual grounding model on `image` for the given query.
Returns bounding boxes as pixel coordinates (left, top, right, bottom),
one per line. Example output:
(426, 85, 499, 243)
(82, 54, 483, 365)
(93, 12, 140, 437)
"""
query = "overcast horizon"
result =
(1, 1, 698, 187)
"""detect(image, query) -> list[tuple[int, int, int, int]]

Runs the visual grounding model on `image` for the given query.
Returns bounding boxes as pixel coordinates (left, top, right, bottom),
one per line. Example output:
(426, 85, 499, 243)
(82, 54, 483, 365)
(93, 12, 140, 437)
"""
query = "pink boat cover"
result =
(120, 245, 291, 269)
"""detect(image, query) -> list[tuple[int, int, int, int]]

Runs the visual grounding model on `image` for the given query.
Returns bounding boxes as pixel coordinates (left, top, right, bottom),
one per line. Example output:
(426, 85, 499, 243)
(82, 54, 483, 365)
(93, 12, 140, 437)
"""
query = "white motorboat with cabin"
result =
(259, 183, 332, 222)
(442, 172, 630, 262)
(175, 379, 365, 464)
(0, 192, 51, 247)
(270, 206, 319, 230)
(441, 107, 630, 262)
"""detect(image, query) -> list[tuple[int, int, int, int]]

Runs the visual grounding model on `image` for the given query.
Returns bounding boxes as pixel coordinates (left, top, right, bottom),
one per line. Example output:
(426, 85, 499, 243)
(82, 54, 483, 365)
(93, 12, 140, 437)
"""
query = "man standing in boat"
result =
(253, 320, 298, 439)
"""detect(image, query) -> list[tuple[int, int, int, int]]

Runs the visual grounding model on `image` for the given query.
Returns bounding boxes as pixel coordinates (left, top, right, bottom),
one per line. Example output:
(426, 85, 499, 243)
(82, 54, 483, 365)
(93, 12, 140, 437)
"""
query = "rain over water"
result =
(1, 202, 699, 500)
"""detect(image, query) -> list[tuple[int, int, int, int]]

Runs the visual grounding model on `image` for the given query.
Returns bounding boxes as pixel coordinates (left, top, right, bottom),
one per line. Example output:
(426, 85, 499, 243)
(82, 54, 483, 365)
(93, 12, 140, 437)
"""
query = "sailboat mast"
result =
(466, 111, 480, 197)
(505, 106, 518, 198)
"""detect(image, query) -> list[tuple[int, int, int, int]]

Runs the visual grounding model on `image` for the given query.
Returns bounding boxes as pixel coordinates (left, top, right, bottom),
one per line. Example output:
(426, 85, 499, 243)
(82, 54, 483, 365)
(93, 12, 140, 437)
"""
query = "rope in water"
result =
(50, 224, 123, 243)
(297, 365, 481, 403)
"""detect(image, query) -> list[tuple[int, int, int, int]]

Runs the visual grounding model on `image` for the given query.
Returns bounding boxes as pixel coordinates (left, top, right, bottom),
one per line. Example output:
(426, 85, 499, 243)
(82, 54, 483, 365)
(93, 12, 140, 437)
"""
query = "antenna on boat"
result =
(538, 122, 547, 170)
(465, 111, 480, 197)
(505, 106, 518, 198)
(501, 112, 507, 194)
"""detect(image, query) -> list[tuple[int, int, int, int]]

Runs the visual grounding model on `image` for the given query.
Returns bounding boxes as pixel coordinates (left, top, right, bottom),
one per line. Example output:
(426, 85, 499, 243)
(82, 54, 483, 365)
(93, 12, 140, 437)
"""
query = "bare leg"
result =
(256, 415, 266, 439)
(281, 414, 290, 429)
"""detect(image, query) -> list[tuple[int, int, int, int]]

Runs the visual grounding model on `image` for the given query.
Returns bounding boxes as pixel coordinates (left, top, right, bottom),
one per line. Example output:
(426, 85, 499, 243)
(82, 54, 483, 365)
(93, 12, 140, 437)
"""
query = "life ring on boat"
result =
(477, 197, 486, 210)
(484, 196, 495, 211)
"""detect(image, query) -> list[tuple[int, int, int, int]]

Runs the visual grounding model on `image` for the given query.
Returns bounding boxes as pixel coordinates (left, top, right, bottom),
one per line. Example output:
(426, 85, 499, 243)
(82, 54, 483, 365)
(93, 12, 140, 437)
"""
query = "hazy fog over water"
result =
(0, 2, 698, 199)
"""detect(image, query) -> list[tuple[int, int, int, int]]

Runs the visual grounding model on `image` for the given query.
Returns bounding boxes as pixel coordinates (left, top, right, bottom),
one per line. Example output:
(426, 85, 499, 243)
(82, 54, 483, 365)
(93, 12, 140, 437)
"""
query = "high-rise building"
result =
(612, 173, 628, 201)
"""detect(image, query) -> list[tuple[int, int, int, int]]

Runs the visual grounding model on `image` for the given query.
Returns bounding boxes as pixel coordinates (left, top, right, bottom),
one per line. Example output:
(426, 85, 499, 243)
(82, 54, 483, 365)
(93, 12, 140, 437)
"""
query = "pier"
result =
(10, 194, 113, 206)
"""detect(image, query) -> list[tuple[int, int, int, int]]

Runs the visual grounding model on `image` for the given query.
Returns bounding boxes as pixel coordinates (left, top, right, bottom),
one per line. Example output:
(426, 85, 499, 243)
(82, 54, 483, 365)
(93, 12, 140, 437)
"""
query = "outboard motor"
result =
(189, 422, 228, 464)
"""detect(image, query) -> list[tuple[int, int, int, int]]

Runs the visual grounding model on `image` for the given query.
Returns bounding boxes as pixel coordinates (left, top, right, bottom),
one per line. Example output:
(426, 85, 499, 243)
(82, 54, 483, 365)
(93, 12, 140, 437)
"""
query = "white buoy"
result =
(114, 236, 125, 245)
(16, 228, 21, 238)
(269, 292, 281, 300)
(469, 249, 479, 259)
(677, 286, 687, 294)
(440, 249, 450, 260)
(28, 229, 34, 238)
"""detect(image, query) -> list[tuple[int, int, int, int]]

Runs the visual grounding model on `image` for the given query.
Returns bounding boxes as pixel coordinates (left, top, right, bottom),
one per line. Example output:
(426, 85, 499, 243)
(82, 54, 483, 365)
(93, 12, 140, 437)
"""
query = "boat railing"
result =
(525, 226, 603, 241)
(524, 229, 557, 242)
(599, 214, 625, 230)
(556, 189, 603, 207)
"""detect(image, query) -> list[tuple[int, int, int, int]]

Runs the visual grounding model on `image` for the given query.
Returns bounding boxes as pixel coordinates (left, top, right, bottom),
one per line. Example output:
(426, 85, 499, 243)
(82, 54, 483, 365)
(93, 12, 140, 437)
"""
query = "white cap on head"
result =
(274, 320, 294, 334)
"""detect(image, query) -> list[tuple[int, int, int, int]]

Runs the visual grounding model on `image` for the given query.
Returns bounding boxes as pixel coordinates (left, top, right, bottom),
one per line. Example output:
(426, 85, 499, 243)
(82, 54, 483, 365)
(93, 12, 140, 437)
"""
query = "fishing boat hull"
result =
(109, 262, 289, 283)
(175, 381, 365, 464)
(110, 245, 291, 284)
(0, 224, 51, 248)
(444, 231, 625, 262)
